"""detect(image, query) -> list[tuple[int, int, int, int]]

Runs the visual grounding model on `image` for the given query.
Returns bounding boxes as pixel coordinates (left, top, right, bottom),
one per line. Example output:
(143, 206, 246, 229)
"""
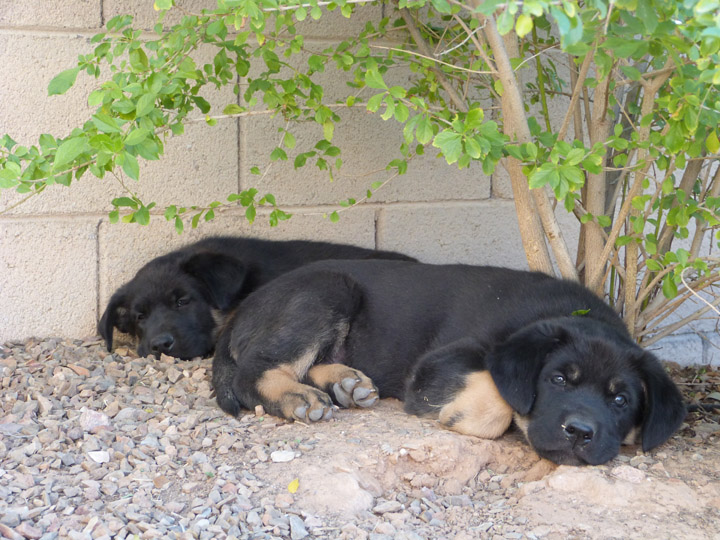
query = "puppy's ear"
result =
(98, 292, 129, 352)
(486, 320, 569, 415)
(181, 253, 248, 311)
(632, 351, 686, 452)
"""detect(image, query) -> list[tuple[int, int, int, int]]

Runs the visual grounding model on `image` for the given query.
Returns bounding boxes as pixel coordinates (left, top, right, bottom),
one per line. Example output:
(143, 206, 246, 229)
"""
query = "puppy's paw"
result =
(307, 364, 379, 409)
(279, 387, 334, 423)
(331, 373, 379, 409)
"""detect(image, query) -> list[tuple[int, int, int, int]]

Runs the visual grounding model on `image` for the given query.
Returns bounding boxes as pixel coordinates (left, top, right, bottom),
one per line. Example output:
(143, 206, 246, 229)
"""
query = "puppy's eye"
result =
(136, 312, 146, 321)
(176, 297, 190, 307)
(551, 374, 566, 386)
(613, 394, 627, 407)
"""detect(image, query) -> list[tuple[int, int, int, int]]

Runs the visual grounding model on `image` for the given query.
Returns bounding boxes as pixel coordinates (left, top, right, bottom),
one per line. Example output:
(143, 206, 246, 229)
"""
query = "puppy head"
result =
(98, 251, 249, 359)
(487, 317, 685, 465)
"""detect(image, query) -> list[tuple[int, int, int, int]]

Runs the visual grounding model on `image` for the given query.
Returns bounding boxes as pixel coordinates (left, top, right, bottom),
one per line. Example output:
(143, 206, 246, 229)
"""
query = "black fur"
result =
(213, 259, 686, 466)
(98, 236, 413, 359)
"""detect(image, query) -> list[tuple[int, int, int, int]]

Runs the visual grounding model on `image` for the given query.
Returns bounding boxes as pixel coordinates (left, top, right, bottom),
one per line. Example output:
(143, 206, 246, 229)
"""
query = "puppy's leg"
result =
(212, 270, 362, 423)
(404, 339, 513, 439)
(306, 364, 379, 409)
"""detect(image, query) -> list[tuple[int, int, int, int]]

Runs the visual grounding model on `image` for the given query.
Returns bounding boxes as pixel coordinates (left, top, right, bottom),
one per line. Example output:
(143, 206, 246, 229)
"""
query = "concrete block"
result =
(103, 0, 216, 30)
(0, 219, 99, 342)
(647, 333, 705, 367)
(240, 109, 489, 206)
(376, 201, 529, 268)
(97, 206, 378, 310)
(0, 37, 239, 215)
(702, 331, 720, 367)
(103, 1, 384, 40)
(0, 33, 96, 144)
(0, 1, 102, 28)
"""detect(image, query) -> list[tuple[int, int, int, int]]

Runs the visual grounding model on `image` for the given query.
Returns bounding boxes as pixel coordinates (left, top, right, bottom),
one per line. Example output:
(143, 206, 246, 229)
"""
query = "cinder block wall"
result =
(0, 2, 714, 365)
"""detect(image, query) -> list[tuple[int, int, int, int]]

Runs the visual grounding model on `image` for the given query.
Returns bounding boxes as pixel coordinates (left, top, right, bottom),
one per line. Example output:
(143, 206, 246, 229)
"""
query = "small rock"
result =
(373, 500, 403, 514)
(270, 450, 295, 463)
(611, 465, 645, 484)
(153, 476, 171, 489)
(166, 368, 182, 384)
(68, 364, 91, 377)
(289, 515, 309, 539)
(79, 409, 111, 433)
(87, 451, 110, 464)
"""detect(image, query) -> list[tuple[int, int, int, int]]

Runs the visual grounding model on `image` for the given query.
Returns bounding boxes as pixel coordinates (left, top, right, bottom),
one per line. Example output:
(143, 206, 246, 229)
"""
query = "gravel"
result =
(1, 337, 719, 540)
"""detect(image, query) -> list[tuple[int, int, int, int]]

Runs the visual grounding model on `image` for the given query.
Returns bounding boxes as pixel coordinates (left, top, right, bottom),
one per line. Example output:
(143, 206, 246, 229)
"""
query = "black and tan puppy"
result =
(99, 236, 413, 360)
(212, 259, 685, 466)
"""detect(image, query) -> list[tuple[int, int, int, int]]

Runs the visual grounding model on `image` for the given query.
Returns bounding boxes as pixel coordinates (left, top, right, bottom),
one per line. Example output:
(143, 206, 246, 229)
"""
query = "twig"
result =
(369, 44, 492, 75)
(397, 8, 469, 112)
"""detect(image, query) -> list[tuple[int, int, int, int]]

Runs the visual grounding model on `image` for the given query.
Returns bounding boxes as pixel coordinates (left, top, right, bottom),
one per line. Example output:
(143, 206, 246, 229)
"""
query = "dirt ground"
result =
(1, 337, 719, 540)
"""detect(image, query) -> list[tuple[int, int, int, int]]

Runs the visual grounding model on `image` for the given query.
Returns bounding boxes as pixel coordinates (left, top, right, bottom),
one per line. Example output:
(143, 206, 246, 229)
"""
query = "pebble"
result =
(270, 450, 295, 463)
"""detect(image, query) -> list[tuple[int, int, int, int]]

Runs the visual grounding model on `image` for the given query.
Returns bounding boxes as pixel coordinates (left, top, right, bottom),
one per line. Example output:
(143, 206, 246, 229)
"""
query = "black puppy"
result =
(212, 259, 685, 466)
(99, 236, 413, 359)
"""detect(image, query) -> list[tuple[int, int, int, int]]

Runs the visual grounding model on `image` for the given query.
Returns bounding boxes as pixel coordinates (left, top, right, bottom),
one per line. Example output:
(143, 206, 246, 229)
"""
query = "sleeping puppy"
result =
(99, 236, 414, 360)
(212, 259, 686, 466)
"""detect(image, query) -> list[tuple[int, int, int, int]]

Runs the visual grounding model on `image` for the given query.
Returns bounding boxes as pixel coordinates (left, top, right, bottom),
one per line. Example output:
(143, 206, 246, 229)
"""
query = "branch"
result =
(397, 7, 468, 113)
(557, 45, 595, 143)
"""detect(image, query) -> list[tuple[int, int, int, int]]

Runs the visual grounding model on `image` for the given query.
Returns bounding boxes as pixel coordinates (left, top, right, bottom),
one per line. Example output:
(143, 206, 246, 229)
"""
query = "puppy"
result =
(212, 259, 685, 465)
(99, 236, 413, 359)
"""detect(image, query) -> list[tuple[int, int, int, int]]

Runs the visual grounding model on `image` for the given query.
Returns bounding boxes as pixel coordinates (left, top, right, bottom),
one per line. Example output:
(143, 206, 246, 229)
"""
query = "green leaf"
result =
(124, 128, 148, 146)
(121, 152, 140, 180)
(135, 93, 156, 117)
(620, 66, 642, 81)
(432, 130, 463, 165)
(54, 137, 88, 170)
(223, 104, 244, 115)
(135, 206, 150, 225)
(0, 162, 20, 188)
(662, 274, 678, 299)
(646, 259, 663, 271)
(431, 0, 452, 13)
(329, 211, 340, 223)
(270, 147, 287, 161)
(497, 8, 514, 35)
(112, 197, 137, 208)
(48, 67, 80, 96)
(365, 69, 387, 90)
(246, 205, 256, 223)
(416, 116, 433, 145)
(706, 130, 720, 154)
(367, 93, 383, 112)
(528, 165, 558, 189)
(516, 14, 533, 38)
(154, 0, 173, 10)
(283, 132, 296, 149)
(323, 121, 334, 142)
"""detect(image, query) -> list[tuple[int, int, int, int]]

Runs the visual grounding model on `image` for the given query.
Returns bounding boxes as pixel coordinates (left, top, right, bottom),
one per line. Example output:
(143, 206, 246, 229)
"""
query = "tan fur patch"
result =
(438, 371, 513, 439)
(256, 366, 309, 403)
(622, 426, 640, 446)
(513, 413, 530, 439)
(306, 364, 366, 388)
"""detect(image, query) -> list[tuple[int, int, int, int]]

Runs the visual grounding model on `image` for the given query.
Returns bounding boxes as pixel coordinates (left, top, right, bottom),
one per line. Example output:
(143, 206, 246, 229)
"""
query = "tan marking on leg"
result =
(256, 367, 333, 421)
(256, 366, 309, 403)
(438, 371, 513, 439)
(513, 412, 530, 439)
(255, 343, 333, 422)
(307, 364, 379, 408)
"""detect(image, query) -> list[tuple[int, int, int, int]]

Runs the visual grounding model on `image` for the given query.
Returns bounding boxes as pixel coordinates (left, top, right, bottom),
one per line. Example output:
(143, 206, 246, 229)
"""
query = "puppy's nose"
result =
(563, 417, 595, 446)
(150, 333, 175, 355)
